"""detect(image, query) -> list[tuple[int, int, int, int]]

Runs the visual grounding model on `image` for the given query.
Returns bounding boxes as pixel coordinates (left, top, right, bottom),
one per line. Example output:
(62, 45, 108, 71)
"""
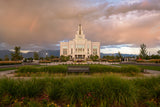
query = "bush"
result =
(89, 65, 120, 73)
(16, 65, 142, 74)
(121, 65, 141, 73)
(16, 66, 39, 73)
(39, 60, 51, 63)
(0, 61, 22, 65)
(40, 65, 67, 73)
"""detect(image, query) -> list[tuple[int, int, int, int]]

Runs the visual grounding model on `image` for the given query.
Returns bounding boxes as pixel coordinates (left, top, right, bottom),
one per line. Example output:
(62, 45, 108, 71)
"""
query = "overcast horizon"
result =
(0, 0, 160, 55)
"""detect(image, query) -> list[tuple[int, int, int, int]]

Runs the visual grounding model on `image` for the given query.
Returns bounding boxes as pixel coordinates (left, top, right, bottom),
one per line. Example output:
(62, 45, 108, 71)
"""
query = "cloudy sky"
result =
(0, 0, 160, 54)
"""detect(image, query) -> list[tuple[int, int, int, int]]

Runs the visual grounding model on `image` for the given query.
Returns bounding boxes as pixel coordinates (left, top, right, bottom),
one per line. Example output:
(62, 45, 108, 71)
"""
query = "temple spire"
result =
(79, 24, 82, 35)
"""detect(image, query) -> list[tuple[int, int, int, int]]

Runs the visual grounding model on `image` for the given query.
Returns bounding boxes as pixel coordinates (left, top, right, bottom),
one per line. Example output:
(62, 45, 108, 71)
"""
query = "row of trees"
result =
(0, 46, 58, 61)
(1, 45, 160, 61)
(0, 46, 23, 61)
(102, 51, 123, 60)
(102, 44, 160, 60)
(139, 43, 160, 59)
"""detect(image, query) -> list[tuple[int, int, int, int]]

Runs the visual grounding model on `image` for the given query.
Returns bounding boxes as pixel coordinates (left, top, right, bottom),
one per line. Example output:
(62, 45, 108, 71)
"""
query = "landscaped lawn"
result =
(114, 64, 160, 71)
(0, 65, 44, 72)
(0, 64, 159, 106)
(15, 64, 143, 76)
(0, 67, 17, 72)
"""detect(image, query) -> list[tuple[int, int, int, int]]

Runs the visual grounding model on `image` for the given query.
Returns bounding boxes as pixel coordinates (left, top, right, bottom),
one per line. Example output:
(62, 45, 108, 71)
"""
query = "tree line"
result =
(0, 44, 160, 61)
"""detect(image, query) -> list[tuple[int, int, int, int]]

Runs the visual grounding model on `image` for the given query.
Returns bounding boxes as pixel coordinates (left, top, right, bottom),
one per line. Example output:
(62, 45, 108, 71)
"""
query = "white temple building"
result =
(60, 24, 100, 61)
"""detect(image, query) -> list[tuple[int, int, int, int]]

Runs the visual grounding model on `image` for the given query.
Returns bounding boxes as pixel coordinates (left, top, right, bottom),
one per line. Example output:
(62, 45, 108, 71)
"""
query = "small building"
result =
(60, 24, 100, 61)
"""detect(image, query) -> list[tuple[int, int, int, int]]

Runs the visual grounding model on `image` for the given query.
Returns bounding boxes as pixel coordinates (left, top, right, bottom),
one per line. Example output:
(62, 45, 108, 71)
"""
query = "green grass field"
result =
(15, 64, 142, 74)
(0, 67, 17, 72)
(0, 65, 44, 72)
(114, 64, 160, 71)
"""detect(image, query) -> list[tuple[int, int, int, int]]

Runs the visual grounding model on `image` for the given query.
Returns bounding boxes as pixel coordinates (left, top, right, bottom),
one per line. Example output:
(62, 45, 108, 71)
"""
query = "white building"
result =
(60, 24, 100, 61)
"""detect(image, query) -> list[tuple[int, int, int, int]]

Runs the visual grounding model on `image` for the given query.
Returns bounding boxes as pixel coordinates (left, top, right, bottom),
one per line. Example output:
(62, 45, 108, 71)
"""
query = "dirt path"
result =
(143, 69, 160, 77)
(0, 70, 15, 76)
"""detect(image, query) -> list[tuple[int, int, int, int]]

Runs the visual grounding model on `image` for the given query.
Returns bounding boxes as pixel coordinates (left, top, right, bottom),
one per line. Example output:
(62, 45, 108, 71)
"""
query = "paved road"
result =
(143, 69, 160, 77)
(145, 70, 160, 74)
(0, 65, 22, 68)
(0, 63, 40, 68)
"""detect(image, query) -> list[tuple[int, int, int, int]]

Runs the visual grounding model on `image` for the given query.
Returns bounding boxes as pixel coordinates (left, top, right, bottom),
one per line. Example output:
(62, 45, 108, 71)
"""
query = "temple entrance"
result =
(75, 55, 85, 60)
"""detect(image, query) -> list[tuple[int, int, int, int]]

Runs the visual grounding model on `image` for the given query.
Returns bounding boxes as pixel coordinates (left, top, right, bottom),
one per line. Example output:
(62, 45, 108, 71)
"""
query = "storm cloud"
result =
(0, 0, 160, 51)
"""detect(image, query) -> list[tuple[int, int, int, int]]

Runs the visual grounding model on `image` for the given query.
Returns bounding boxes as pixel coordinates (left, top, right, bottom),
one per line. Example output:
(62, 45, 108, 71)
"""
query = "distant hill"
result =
(100, 53, 137, 58)
(0, 50, 12, 59)
(0, 49, 137, 59)
(22, 50, 60, 58)
(0, 50, 60, 59)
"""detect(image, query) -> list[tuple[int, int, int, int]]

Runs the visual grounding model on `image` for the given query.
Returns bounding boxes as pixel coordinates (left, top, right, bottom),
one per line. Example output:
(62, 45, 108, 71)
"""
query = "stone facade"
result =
(60, 24, 100, 61)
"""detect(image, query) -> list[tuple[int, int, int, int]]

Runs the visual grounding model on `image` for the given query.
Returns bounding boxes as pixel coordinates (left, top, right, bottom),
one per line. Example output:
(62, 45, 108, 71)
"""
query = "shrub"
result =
(39, 60, 51, 63)
(16, 66, 39, 73)
(121, 65, 141, 73)
(40, 65, 67, 73)
(89, 65, 121, 73)
(0, 61, 22, 65)
(16, 65, 142, 74)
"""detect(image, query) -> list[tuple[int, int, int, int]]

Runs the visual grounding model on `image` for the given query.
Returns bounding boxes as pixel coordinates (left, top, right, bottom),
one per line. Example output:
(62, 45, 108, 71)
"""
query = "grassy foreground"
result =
(0, 76, 160, 107)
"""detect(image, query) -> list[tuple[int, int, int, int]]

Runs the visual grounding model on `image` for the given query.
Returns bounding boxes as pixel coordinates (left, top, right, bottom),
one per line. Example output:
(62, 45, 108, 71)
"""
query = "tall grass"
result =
(0, 78, 45, 98)
(0, 76, 160, 106)
(133, 77, 160, 102)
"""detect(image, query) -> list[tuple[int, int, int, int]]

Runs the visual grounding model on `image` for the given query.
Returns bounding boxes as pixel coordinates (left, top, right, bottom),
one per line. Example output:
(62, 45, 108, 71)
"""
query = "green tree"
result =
(90, 55, 99, 61)
(50, 55, 55, 59)
(45, 56, 50, 60)
(28, 57, 33, 62)
(11, 46, 23, 61)
(139, 44, 148, 59)
(103, 55, 115, 60)
(117, 51, 122, 59)
(4, 55, 9, 61)
(60, 55, 70, 62)
(157, 50, 160, 55)
(40, 57, 44, 60)
(0, 58, 2, 61)
(34, 52, 39, 60)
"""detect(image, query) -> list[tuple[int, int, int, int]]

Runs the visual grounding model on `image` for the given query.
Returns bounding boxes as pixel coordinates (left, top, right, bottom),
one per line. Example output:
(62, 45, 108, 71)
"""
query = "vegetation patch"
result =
(15, 65, 142, 76)
(0, 67, 16, 72)
(115, 64, 160, 71)
(0, 76, 159, 106)
(0, 61, 22, 65)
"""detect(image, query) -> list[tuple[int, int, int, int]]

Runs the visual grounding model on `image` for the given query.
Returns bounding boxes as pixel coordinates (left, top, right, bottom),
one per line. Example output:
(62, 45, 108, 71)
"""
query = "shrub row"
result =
(0, 76, 160, 106)
(136, 59, 160, 63)
(0, 61, 22, 65)
(16, 65, 142, 74)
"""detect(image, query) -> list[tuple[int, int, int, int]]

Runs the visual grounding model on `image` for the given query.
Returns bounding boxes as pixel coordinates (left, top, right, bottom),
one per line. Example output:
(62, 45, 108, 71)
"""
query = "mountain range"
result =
(0, 50, 137, 59)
